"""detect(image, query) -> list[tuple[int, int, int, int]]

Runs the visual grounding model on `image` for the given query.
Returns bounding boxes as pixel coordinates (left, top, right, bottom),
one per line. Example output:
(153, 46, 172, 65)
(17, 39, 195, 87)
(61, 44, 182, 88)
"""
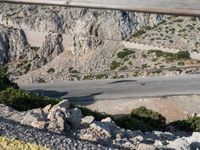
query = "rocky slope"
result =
(0, 3, 199, 83)
(1, 100, 200, 150)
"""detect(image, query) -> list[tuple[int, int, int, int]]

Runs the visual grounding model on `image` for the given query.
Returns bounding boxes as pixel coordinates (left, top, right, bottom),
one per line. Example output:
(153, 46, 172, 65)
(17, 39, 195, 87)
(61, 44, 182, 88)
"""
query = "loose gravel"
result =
(0, 117, 119, 150)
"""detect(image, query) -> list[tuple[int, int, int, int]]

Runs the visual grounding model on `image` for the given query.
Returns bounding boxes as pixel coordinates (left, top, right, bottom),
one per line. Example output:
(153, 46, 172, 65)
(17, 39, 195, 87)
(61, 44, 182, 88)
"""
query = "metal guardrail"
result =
(1, 0, 200, 16)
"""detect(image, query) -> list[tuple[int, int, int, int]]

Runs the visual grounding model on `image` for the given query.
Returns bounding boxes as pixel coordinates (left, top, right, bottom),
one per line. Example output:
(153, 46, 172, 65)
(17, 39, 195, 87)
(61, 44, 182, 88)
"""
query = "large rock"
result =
(166, 138, 190, 150)
(79, 121, 114, 142)
(68, 108, 82, 128)
(81, 116, 95, 127)
(0, 104, 23, 122)
(47, 100, 71, 133)
(47, 99, 70, 120)
(47, 109, 71, 134)
(20, 108, 48, 129)
(137, 143, 157, 150)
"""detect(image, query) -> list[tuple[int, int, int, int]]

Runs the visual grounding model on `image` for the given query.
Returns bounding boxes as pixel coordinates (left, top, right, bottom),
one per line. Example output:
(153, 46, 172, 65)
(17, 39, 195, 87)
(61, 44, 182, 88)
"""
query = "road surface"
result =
(2, 0, 200, 16)
(20, 75, 200, 102)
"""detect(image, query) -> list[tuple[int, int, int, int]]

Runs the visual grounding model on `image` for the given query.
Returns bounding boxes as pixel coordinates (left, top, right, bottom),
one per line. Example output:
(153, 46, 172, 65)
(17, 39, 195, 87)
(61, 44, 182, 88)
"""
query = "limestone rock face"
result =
(0, 27, 28, 65)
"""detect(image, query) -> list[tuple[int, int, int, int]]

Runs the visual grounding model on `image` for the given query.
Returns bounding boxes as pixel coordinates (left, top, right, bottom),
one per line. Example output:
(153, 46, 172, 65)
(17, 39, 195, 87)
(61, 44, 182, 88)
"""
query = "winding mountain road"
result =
(20, 75, 200, 102)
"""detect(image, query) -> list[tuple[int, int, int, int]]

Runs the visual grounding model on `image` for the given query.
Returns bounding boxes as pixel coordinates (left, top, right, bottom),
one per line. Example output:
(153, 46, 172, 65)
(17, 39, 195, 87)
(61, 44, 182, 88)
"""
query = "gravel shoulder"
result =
(0, 117, 117, 150)
(81, 95, 200, 122)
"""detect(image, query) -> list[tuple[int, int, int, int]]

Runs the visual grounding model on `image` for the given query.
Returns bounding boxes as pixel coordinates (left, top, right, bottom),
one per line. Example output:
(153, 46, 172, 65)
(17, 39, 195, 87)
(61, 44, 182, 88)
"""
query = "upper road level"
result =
(1, 0, 200, 16)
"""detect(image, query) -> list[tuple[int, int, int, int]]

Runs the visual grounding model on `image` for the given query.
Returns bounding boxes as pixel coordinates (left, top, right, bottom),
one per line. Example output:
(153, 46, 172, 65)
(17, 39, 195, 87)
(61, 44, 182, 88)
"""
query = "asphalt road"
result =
(2, 0, 200, 16)
(20, 75, 200, 102)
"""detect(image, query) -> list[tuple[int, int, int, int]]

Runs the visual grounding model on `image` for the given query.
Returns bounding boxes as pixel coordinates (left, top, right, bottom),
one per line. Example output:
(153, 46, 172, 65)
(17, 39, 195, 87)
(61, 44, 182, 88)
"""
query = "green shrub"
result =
(0, 87, 60, 111)
(117, 49, 135, 58)
(141, 64, 148, 69)
(110, 61, 120, 70)
(83, 74, 94, 80)
(47, 68, 55, 74)
(175, 51, 190, 59)
(173, 19, 184, 23)
(132, 30, 146, 37)
(169, 117, 200, 132)
(115, 107, 166, 132)
(115, 116, 144, 131)
(131, 107, 166, 130)
(190, 17, 196, 22)
(95, 74, 108, 79)
(37, 78, 46, 83)
(177, 62, 185, 66)
(0, 69, 18, 91)
(119, 66, 128, 71)
(148, 50, 190, 62)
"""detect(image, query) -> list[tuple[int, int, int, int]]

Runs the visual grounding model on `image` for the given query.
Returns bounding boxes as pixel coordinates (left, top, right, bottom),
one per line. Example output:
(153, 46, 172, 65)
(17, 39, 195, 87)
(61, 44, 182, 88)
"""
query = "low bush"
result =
(0, 69, 18, 91)
(110, 61, 120, 70)
(115, 107, 166, 132)
(37, 77, 46, 83)
(47, 68, 55, 74)
(131, 30, 146, 37)
(0, 87, 60, 111)
(148, 50, 190, 62)
(169, 117, 200, 132)
(117, 49, 135, 58)
(131, 106, 166, 131)
(175, 51, 190, 60)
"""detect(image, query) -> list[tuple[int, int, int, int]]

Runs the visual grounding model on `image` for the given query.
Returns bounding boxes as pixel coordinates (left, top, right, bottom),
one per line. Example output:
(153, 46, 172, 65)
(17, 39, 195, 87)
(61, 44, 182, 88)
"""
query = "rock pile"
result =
(1, 100, 200, 150)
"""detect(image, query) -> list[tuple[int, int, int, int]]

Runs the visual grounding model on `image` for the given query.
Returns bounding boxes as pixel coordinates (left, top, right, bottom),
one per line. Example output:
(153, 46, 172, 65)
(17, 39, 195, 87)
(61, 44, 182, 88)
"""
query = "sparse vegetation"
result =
(110, 61, 120, 70)
(117, 49, 135, 58)
(119, 66, 128, 71)
(68, 67, 79, 73)
(169, 117, 200, 132)
(131, 30, 146, 37)
(95, 74, 108, 79)
(47, 68, 55, 74)
(173, 19, 184, 23)
(141, 64, 148, 69)
(0, 70, 60, 111)
(148, 50, 190, 62)
(177, 62, 185, 66)
(83, 74, 94, 80)
(115, 107, 166, 131)
(37, 77, 46, 83)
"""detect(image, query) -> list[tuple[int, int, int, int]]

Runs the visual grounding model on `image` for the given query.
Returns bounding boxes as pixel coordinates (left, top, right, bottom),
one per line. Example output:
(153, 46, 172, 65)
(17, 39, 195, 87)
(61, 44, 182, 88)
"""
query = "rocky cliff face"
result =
(1, 2, 196, 83)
